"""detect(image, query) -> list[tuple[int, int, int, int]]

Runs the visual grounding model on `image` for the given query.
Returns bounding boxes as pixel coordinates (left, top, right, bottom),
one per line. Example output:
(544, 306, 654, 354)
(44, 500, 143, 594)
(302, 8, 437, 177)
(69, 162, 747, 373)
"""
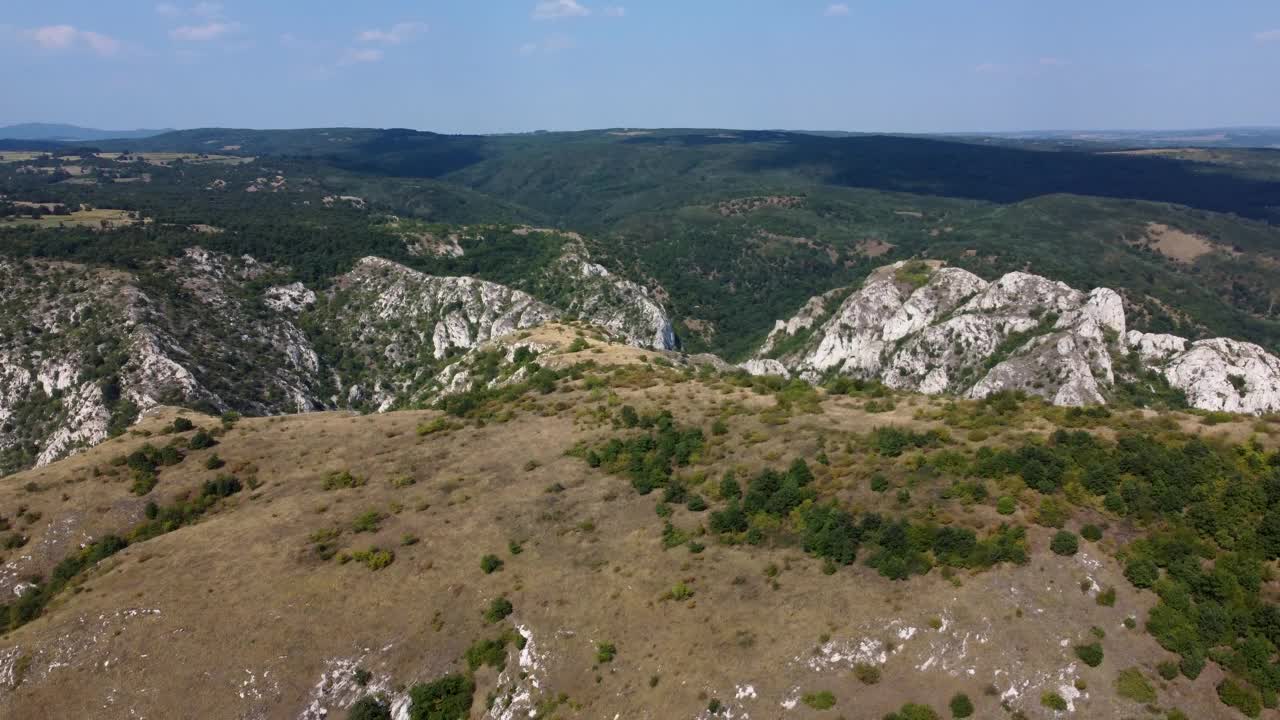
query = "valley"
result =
(3, 125, 1280, 718)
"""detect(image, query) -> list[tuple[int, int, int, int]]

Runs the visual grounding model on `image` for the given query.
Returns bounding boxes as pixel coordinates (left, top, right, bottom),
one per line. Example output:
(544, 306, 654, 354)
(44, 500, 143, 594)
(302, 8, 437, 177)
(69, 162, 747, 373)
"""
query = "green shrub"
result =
(408, 675, 474, 720)
(719, 473, 741, 499)
(130, 472, 158, 496)
(1156, 661, 1179, 680)
(686, 495, 708, 512)
(1035, 497, 1069, 528)
(1050, 530, 1079, 556)
(596, 642, 617, 664)
(1041, 691, 1067, 711)
(1096, 586, 1116, 606)
(949, 692, 974, 718)
(202, 474, 242, 498)
(348, 695, 391, 720)
(480, 554, 504, 574)
(1124, 557, 1159, 588)
(1080, 524, 1102, 541)
(464, 637, 509, 671)
(1116, 668, 1156, 703)
(484, 596, 514, 624)
(171, 417, 195, 433)
(996, 496, 1016, 515)
(1217, 679, 1262, 718)
(884, 703, 940, 720)
(854, 663, 880, 684)
(1074, 642, 1103, 667)
(871, 474, 890, 493)
(351, 511, 384, 533)
(204, 454, 225, 470)
(801, 690, 836, 710)
(188, 429, 216, 450)
(350, 548, 394, 570)
(323, 470, 366, 490)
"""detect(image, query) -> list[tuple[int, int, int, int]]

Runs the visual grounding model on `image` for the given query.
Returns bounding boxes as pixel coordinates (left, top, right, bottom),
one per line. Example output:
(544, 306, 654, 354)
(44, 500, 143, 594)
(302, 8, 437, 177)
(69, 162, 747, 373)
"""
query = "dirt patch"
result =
(1139, 222, 1223, 263)
(857, 238, 896, 257)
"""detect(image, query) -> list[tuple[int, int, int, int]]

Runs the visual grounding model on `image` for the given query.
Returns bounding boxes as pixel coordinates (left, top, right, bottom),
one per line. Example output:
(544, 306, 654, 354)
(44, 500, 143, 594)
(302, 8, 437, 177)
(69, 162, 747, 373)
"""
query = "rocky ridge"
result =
(0, 246, 678, 472)
(747, 260, 1280, 413)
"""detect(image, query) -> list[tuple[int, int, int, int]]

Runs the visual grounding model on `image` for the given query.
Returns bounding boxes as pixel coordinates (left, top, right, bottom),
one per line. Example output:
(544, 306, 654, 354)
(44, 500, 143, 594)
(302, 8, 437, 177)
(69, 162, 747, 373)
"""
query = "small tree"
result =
(1050, 530, 1078, 556)
(1074, 642, 1103, 667)
(949, 692, 974, 718)
(348, 696, 391, 720)
(484, 596, 514, 624)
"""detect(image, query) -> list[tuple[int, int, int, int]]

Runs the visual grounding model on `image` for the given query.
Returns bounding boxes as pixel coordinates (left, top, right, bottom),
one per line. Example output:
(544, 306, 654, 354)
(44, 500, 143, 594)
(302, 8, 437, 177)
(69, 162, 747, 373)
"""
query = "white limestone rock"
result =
(751, 261, 1280, 413)
(1161, 338, 1280, 414)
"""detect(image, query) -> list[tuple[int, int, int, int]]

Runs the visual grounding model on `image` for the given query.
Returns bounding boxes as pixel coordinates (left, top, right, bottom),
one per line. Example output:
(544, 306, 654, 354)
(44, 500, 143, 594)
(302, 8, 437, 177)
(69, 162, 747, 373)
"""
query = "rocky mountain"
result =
(745, 260, 1280, 413)
(0, 243, 676, 474)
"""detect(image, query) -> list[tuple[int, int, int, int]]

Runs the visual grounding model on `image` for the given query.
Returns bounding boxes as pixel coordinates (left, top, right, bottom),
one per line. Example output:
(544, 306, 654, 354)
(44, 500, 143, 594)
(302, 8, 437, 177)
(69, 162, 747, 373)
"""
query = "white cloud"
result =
(603, 6, 626, 16)
(24, 25, 120, 56)
(519, 34, 574, 55)
(279, 32, 303, 49)
(824, 3, 850, 16)
(171, 21, 239, 41)
(1257, 29, 1280, 43)
(357, 21, 427, 45)
(156, 3, 181, 17)
(81, 31, 122, 56)
(339, 47, 384, 65)
(29, 25, 78, 49)
(534, 0, 590, 20)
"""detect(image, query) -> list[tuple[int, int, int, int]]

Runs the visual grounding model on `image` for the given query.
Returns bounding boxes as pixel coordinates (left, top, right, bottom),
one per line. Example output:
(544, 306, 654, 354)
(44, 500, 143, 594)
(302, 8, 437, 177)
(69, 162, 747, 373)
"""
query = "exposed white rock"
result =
(551, 243, 677, 350)
(750, 261, 1280, 413)
(738, 359, 789, 377)
(1126, 331, 1188, 363)
(1161, 338, 1280, 414)
(264, 283, 317, 313)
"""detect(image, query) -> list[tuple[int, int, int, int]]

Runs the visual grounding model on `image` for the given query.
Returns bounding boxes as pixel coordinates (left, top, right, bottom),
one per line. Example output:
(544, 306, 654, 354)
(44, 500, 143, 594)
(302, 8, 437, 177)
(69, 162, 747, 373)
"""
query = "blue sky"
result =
(2, 1, 1278, 133)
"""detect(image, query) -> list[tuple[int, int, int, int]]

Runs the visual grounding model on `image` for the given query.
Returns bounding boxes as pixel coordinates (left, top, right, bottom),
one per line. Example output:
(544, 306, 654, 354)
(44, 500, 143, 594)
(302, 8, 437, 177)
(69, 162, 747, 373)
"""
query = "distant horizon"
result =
(4, 121, 1280, 138)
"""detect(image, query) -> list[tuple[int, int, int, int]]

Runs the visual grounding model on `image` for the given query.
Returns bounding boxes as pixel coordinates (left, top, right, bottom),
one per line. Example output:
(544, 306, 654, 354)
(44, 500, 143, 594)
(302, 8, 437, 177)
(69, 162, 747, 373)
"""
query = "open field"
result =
(0, 153, 52, 163)
(0, 208, 140, 230)
(93, 151, 254, 166)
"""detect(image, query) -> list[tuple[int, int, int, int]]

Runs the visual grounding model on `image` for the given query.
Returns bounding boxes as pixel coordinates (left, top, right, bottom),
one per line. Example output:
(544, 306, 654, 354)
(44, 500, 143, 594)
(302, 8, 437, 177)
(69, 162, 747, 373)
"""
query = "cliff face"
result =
(747, 261, 1280, 413)
(0, 246, 678, 472)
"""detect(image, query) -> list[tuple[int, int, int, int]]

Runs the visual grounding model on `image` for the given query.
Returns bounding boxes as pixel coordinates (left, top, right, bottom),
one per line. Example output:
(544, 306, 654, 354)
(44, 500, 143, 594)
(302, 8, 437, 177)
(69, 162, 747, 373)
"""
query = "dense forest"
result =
(3, 128, 1280, 358)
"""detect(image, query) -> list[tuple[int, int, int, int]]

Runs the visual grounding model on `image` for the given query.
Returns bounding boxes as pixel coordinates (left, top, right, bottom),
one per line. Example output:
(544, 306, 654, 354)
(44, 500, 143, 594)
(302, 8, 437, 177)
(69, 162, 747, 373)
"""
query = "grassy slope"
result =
(0, 325, 1274, 719)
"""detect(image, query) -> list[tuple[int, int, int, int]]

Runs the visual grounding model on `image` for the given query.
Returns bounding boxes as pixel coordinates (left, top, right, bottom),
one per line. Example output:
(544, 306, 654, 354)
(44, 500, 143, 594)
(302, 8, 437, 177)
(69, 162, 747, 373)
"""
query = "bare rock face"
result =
(325, 257, 558, 410)
(551, 245, 677, 351)
(748, 261, 1280, 413)
(1157, 338, 1280, 414)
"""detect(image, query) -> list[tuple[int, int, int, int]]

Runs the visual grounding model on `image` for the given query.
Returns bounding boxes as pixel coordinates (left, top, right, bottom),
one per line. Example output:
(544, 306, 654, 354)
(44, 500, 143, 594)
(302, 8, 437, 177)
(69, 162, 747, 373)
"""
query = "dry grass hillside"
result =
(0, 324, 1276, 719)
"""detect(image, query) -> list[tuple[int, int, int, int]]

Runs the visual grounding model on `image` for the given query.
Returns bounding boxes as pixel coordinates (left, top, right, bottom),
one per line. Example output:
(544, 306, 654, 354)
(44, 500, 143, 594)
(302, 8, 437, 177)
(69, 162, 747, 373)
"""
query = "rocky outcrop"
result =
(325, 257, 558, 410)
(1152, 337, 1280, 414)
(549, 243, 676, 351)
(0, 235, 685, 473)
(747, 261, 1280, 413)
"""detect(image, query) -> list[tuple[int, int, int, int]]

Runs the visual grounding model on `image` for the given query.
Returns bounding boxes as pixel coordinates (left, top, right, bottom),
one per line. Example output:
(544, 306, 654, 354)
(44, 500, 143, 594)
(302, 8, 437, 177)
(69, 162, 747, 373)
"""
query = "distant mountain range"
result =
(0, 123, 173, 142)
